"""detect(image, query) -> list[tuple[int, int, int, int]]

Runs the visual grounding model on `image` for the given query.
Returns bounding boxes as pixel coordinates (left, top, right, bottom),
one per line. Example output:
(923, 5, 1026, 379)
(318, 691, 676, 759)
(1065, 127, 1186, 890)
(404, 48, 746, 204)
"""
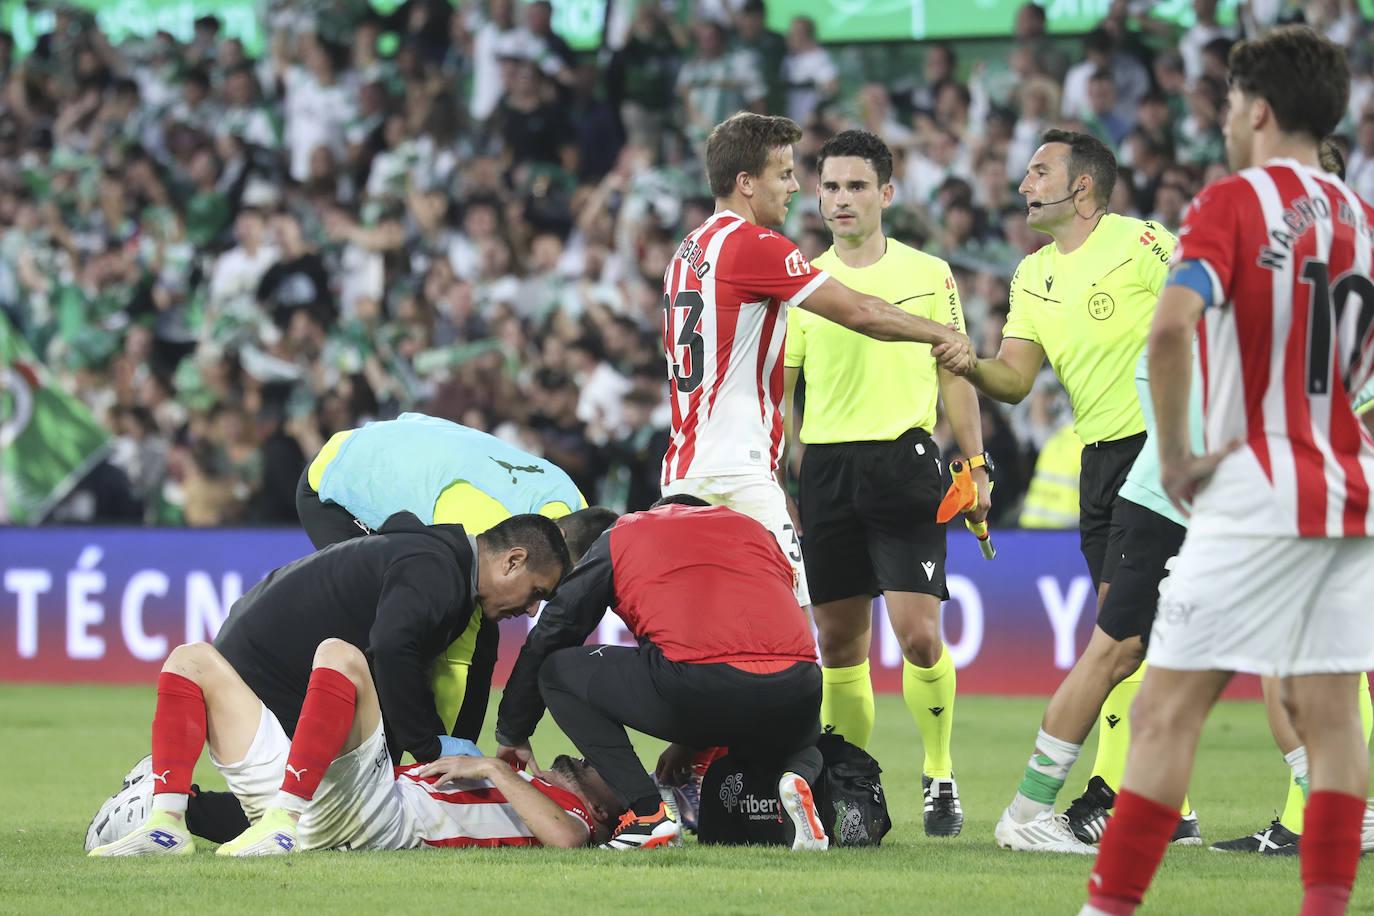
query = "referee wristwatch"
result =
(966, 452, 995, 473)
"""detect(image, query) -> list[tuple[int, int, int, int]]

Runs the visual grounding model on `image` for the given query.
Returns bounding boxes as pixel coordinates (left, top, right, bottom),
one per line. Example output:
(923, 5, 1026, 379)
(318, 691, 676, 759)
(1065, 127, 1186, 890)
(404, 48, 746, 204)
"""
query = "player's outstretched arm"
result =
(800, 276, 972, 357)
(418, 756, 589, 848)
(958, 336, 1045, 404)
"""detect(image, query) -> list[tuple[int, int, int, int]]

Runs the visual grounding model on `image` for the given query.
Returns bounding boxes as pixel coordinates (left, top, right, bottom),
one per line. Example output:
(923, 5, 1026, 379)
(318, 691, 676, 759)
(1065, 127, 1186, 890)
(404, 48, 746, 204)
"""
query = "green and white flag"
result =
(0, 313, 110, 524)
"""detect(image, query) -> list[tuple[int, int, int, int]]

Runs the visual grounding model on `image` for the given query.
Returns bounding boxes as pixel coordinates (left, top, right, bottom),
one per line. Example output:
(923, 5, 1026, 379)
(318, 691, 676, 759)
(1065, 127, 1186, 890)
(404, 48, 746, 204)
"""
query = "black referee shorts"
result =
(1078, 432, 1145, 589)
(1096, 497, 1186, 646)
(798, 427, 948, 605)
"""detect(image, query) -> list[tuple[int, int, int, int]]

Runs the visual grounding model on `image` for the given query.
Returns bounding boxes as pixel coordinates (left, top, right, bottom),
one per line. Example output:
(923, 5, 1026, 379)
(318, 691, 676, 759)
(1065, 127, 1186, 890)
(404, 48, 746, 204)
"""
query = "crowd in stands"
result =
(6, 0, 1372, 527)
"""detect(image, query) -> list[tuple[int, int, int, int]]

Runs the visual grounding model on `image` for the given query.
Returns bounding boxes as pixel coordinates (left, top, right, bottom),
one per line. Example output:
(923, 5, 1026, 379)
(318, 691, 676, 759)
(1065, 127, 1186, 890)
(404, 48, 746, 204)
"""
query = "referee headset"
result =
(1029, 181, 1106, 221)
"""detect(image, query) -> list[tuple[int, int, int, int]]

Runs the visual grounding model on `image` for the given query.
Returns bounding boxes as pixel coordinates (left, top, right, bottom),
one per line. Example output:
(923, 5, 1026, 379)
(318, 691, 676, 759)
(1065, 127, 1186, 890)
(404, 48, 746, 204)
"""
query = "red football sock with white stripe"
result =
(279, 667, 357, 806)
(1085, 789, 1178, 915)
(150, 672, 207, 814)
(1299, 790, 1363, 916)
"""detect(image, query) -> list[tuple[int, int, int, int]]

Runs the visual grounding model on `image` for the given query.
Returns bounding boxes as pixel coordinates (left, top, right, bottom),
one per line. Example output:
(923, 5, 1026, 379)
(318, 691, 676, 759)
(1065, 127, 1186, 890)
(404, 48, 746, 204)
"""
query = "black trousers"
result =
(295, 465, 369, 550)
(538, 644, 823, 810)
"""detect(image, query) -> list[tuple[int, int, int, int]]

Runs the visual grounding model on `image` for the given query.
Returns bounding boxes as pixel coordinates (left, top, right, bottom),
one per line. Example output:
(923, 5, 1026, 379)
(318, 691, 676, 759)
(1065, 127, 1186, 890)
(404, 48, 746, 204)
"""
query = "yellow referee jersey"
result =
(784, 239, 964, 444)
(1003, 214, 1175, 444)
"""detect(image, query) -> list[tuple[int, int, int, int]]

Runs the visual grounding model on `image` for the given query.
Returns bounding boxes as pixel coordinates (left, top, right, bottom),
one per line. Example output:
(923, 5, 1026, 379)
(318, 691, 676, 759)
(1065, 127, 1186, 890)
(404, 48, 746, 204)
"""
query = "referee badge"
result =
(1088, 292, 1115, 320)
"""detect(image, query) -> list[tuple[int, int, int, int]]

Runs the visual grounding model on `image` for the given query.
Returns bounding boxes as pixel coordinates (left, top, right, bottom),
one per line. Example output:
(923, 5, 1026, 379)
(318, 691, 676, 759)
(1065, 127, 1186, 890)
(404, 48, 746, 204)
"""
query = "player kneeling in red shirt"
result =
(495, 495, 829, 851)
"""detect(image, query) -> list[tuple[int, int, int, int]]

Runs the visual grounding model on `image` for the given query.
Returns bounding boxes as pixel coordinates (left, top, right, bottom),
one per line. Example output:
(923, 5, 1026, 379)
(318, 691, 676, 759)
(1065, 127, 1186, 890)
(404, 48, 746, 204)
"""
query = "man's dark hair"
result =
(1228, 26, 1350, 141)
(705, 112, 803, 199)
(558, 507, 619, 562)
(817, 129, 894, 187)
(1019, 2, 1046, 25)
(650, 493, 712, 509)
(1040, 128, 1117, 206)
(1320, 136, 1346, 179)
(479, 514, 572, 577)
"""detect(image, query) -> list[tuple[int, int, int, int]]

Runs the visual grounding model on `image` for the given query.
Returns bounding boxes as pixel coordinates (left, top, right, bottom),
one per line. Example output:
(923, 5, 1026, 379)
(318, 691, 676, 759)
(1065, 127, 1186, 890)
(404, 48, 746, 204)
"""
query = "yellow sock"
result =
(902, 647, 956, 778)
(821, 661, 874, 749)
(1085, 662, 1191, 815)
(1089, 663, 1142, 791)
(1280, 773, 1306, 834)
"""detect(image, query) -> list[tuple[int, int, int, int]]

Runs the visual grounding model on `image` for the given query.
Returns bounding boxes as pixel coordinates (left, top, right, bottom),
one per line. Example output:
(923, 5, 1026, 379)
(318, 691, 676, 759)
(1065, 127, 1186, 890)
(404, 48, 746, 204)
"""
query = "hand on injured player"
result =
(418, 754, 501, 784)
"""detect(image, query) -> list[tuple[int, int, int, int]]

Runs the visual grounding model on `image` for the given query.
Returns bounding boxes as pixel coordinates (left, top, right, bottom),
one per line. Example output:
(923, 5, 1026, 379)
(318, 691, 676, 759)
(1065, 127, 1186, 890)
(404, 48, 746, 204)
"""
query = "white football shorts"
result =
(210, 703, 411, 850)
(1146, 531, 1374, 677)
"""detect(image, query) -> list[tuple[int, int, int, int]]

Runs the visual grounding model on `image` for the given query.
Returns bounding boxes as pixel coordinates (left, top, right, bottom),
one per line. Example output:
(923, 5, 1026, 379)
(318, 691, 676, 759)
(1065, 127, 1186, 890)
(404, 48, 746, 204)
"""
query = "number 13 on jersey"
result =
(664, 290, 705, 394)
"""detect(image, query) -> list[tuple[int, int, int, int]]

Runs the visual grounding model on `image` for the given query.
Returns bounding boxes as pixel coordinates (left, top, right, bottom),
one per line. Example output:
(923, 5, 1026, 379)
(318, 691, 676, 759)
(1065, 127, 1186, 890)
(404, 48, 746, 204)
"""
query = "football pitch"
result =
(1, 684, 1368, 915)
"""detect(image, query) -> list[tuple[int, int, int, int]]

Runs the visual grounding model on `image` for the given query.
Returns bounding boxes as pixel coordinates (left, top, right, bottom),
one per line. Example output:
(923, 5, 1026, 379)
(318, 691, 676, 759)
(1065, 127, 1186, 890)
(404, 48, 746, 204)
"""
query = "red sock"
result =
(151, 672, 207, 797)
(1299, 790, 1363, 916)
(1086, 789, 1179, 914)
(691, 747, 727, 780)
(281, 667, 357, 801)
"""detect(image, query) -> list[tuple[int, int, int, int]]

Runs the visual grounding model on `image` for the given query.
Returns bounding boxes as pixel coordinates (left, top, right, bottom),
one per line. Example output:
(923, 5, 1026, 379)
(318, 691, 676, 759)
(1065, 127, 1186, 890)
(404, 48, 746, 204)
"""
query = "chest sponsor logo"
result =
(1088, 292, 1116, 320)
(1045, 276, 1054, 292)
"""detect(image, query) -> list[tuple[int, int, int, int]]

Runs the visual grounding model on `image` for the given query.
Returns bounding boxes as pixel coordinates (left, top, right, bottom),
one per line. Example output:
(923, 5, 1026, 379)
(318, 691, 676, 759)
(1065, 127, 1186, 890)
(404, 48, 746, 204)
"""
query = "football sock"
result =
(1012, 728, 1081, 821)
(281, 667, 357, 802)
(1089, 663, 1142, 792)
(151, 671, 207, 804)
(1086, 789, 1177, 914)
(1299, 791, 1363, 916)
(902, 648, 955, 778)
(1280, 746, 1310, 834)
(151, 794, 189, 815)
(821, 661, 875, 749)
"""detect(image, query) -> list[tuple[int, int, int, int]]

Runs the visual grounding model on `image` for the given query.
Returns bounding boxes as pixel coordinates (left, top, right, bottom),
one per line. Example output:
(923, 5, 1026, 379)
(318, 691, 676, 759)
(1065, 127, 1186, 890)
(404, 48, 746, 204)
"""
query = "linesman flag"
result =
(0, 312, 110, 523)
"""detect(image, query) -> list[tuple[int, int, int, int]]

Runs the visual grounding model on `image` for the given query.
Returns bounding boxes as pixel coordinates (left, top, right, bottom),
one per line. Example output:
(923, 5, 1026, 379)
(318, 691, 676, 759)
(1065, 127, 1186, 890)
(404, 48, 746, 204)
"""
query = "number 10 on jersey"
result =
(664, 290, 705, 393)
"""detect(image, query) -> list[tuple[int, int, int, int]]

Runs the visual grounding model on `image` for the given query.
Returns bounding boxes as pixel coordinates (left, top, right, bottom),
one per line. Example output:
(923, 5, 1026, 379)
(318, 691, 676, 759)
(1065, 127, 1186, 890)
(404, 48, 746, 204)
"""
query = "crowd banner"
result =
(0, 526, 1260, 697)
(0, 314, 111, 525)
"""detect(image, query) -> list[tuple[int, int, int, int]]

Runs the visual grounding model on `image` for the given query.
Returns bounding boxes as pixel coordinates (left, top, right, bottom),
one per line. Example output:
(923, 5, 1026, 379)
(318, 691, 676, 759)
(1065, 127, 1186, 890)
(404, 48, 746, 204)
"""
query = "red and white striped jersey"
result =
(1178, 158, 1374, 537)
(660, 210, 829, 484)
(395, 765, 595, 847)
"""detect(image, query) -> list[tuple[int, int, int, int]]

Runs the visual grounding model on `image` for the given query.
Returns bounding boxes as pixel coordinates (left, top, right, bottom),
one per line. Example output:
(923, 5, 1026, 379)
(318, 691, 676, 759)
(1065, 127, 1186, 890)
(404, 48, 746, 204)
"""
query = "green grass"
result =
(1, 684, 1369, 915)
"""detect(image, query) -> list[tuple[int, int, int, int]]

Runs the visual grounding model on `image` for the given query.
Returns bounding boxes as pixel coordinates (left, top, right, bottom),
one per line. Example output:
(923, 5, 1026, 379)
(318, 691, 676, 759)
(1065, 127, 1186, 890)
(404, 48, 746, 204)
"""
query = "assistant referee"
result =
(945, 129, 1182, 852)
(782, 129, 991, 838)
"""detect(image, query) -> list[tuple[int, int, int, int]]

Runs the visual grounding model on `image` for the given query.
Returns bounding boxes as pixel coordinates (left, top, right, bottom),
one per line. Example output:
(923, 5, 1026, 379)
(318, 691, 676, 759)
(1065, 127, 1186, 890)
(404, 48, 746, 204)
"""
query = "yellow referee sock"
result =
(1088, 662, 1191, 815)
(1089, 663, 1141, 792)
(821, 661, 875, 749)
(903, 647, 956, 778)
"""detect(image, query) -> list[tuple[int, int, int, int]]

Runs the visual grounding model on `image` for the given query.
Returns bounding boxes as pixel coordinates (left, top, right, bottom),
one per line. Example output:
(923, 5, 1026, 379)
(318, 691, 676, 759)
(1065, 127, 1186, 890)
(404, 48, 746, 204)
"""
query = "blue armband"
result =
(438, 736, 483, 757)
(1166, 259, 1217, 310)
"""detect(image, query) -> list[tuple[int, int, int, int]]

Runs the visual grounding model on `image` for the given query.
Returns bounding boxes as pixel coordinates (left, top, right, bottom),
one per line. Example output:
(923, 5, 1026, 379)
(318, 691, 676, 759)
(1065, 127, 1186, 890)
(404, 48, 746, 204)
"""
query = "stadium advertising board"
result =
(0, 0, 605, 59)
(0, 525, 1260, 696)
(762, 0, 1374, 42)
